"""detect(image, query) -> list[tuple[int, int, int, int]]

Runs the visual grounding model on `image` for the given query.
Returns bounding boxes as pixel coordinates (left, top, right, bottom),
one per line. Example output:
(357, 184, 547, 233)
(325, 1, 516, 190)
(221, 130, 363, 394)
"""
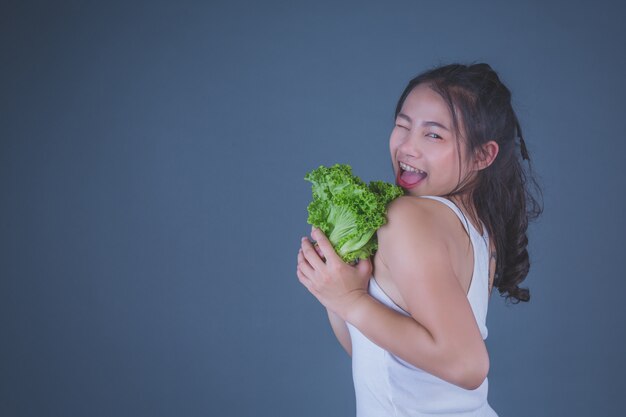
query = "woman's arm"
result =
(346, 197, 489, 390)
(344, 291, 487, 390)
(327, 308, 352, 356)
(298, 196, 489, 390)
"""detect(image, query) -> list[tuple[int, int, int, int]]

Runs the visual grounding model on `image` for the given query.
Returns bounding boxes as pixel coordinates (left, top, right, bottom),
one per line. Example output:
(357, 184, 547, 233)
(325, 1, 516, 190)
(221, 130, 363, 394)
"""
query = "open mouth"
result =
(397, 161, 427, 188)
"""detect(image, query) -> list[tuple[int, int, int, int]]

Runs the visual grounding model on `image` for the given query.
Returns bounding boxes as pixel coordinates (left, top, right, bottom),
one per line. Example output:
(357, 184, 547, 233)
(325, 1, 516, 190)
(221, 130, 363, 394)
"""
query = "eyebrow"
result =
(397, 113, 450, 131)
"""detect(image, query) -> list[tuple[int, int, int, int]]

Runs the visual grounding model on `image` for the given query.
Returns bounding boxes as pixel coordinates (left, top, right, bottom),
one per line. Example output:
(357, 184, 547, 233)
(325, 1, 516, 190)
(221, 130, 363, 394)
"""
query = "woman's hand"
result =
(296, 228, 373, 321)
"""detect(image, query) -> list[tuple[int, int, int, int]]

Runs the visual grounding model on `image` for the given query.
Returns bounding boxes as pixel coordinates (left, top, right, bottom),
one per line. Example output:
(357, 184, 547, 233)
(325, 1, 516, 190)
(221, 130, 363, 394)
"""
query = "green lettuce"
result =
(304, 164, 404, 263)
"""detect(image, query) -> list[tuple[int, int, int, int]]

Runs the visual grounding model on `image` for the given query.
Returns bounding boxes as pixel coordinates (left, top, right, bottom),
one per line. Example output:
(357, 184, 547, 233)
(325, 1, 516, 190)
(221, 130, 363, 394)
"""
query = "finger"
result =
(311, 228, 341, 264)
(296, 264, 314, 291)
(297, 248, 307, 265)
(297, 248, 316, 277)
(313, 242, 325, 260)
(309, 226, 326, 259)
(301, 237, 327, 270)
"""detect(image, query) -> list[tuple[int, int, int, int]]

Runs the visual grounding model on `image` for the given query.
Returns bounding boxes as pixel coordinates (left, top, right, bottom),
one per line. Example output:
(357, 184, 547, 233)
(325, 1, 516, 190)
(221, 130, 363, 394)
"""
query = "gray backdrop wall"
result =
(2, 0, 625, 416)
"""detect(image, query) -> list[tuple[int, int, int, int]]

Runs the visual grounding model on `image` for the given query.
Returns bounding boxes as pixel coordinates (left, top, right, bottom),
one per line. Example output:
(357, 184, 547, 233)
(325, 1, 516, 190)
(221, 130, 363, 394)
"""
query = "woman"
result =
(297, 63, 542, 416)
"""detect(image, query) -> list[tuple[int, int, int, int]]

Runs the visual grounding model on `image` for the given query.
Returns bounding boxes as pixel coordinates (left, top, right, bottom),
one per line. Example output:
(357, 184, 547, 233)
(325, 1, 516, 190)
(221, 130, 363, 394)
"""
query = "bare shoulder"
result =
(377, 196, 455, 273)
(379, 196, 454, 243)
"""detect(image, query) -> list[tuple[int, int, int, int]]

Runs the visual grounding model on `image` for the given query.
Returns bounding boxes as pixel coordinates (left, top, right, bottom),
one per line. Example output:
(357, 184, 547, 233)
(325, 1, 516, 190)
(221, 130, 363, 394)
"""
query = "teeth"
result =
(399, 161, 425, 174)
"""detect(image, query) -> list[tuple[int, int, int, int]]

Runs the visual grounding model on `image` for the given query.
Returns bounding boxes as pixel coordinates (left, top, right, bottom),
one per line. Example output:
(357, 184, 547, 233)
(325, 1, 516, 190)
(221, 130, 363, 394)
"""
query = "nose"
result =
(398, 132, 422, 159)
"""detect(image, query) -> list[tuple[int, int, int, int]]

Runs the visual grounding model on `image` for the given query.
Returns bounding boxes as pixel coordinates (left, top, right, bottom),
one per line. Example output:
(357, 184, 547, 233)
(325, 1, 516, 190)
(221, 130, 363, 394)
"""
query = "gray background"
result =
(2, 0, 625, 416)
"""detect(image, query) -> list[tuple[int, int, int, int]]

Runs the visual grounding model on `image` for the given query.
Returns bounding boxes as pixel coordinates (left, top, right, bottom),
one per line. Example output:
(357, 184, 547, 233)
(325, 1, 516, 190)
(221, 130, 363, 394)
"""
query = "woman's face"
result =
(389, 83, 474, 197)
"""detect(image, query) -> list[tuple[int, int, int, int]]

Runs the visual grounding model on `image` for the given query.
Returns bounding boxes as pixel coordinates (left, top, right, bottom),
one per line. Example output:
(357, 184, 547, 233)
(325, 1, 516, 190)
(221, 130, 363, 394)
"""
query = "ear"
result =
(473, 140, 499, 171)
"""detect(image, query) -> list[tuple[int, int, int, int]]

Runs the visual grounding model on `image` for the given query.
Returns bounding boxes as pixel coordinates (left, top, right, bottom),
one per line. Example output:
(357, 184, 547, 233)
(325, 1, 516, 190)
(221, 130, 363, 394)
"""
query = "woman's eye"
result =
(395, 124, 409, 130)
(426, 133, 442, 139)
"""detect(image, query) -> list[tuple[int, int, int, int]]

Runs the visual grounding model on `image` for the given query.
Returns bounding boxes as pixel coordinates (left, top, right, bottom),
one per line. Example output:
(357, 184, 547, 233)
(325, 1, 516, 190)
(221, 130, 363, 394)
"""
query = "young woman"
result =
(296, 63, 542, 416)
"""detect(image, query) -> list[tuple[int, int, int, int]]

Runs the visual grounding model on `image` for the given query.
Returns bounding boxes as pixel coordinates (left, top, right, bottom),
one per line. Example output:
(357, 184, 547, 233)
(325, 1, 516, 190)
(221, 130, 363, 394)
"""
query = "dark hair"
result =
(394, 63, 543, 304)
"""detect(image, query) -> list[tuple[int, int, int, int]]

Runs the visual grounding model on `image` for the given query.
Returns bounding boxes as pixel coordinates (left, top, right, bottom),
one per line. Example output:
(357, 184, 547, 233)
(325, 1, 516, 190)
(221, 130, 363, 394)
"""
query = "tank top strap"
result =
(418, 195, 484, 238)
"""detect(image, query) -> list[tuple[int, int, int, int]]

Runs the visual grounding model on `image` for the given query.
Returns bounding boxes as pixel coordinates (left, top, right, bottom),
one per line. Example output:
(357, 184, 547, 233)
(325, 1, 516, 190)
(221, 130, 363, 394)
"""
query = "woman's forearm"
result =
(345, 293, 488, 390)
(327, 308, 352, 356)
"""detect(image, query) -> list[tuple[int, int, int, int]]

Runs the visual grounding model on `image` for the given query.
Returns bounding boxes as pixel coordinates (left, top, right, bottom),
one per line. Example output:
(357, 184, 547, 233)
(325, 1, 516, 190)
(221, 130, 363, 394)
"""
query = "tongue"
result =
(400, 170, 427, 185)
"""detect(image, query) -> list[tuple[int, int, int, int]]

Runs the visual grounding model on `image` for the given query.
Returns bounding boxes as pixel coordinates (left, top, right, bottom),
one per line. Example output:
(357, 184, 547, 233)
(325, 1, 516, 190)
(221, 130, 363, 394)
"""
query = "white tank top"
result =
(346, 196, 498, 417)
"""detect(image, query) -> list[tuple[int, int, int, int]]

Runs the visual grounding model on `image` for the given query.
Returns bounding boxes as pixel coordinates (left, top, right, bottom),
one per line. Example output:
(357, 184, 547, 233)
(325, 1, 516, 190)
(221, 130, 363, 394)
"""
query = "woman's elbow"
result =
(455, 352, 490, 390)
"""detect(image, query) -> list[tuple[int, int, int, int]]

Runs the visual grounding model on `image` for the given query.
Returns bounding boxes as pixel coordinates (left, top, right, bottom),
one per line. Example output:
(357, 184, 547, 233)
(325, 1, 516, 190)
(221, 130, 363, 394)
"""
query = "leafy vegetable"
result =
(304, 164, 404, 263)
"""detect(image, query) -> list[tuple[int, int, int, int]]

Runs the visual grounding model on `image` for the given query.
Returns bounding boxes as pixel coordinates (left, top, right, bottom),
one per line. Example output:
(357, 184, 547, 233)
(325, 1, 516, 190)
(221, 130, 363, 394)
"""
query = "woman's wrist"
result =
(341, 291, 374, 324)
